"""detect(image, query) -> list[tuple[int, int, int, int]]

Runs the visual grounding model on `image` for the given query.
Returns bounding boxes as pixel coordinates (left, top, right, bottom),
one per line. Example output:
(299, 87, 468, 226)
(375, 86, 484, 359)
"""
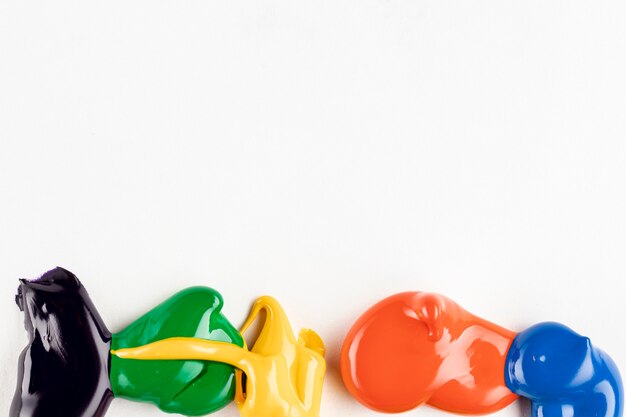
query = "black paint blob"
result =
(11, 267, 113, 417)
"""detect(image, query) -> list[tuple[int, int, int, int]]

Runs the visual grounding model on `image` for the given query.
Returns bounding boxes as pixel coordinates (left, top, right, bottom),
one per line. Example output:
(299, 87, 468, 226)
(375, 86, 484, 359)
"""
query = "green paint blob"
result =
(110, 287, 243, 415)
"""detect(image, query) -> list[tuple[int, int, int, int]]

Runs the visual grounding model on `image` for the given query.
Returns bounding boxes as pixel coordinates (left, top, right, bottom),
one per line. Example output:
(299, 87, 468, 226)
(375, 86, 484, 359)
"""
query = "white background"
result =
(1, 1, 625, 417)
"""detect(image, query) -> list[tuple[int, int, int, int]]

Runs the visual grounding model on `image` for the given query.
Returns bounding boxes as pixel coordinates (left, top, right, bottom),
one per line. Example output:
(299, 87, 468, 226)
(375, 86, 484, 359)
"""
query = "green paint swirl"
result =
(110, 287, 243, 415)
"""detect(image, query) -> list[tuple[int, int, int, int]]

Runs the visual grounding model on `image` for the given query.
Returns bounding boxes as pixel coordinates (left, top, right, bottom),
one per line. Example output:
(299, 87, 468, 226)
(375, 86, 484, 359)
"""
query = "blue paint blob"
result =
(505, 322, 623, 417)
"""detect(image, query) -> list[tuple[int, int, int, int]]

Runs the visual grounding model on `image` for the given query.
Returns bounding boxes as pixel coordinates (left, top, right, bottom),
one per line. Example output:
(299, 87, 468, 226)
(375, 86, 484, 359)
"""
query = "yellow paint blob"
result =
(112, 296, 326, 417)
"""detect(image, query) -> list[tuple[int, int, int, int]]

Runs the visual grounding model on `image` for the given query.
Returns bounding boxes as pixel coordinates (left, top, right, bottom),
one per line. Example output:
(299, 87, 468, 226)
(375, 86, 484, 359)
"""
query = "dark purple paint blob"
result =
(11, 267, 113, 417)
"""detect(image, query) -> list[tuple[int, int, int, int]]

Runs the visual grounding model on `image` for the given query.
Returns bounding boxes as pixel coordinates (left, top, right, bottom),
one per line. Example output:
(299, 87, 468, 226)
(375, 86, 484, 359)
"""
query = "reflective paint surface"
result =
(340, 292, 518, 414)
(11, 268, 113, 417)
(11, 270, 623, 417)
(505, 322, 623, 417)
(110, 286, 244, 415)
(113, 296, 326, 417)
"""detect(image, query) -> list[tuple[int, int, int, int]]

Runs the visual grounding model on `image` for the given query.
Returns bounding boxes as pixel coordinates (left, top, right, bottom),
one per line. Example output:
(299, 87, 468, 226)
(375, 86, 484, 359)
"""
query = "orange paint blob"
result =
(340, 292, 518, 414)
